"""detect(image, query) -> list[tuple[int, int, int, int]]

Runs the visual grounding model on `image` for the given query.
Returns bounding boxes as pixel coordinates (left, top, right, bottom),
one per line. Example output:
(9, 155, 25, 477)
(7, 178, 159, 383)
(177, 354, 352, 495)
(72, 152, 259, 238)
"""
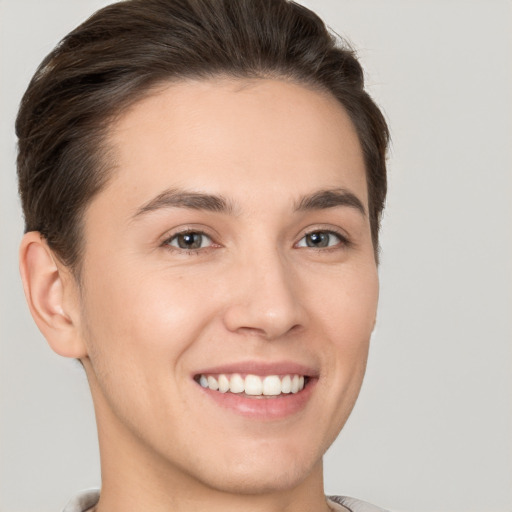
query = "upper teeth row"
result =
(198, 373, 305, 396)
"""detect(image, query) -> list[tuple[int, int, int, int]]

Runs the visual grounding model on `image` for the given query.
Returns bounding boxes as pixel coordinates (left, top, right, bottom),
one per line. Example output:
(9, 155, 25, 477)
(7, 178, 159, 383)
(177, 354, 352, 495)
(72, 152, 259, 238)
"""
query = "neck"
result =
(97, 473, 331, 512)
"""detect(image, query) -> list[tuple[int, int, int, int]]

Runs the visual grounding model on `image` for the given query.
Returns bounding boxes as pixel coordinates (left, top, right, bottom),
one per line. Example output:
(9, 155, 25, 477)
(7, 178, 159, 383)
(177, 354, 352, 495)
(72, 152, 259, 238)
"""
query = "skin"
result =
(20, 78, 379, 512)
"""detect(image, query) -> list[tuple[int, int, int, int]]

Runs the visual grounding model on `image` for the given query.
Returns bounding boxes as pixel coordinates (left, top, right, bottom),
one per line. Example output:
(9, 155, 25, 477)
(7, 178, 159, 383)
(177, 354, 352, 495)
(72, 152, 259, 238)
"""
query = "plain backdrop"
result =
(1, 1, 511, 511)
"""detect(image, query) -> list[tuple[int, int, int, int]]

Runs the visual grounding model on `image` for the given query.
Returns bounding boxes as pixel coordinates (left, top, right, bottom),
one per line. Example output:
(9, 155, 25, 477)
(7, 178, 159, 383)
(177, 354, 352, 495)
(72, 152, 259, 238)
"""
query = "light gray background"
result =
(1, 1, 511, 511)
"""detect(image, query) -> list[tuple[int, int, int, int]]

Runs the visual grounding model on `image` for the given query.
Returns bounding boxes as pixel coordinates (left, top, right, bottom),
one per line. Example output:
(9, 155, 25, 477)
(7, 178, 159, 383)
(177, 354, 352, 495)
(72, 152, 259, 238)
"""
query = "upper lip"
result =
(193, 361, 318, 378)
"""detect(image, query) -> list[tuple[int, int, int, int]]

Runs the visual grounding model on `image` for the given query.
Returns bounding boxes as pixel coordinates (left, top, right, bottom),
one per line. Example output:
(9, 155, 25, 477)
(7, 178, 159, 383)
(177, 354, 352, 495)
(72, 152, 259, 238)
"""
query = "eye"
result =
(165, 231, 213, 250)
(296, 230, 345, 249)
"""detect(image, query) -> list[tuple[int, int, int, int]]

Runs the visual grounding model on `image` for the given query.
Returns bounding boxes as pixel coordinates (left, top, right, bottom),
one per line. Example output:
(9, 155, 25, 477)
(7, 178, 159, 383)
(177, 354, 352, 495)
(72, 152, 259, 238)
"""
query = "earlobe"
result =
(19, 232, 88, 358)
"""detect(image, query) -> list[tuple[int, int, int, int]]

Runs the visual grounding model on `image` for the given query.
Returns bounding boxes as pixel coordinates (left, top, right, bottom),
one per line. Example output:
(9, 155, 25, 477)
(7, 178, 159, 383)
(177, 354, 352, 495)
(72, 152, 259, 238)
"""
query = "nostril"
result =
(235, 323, 303, 340)
(235, 326, 270, 338)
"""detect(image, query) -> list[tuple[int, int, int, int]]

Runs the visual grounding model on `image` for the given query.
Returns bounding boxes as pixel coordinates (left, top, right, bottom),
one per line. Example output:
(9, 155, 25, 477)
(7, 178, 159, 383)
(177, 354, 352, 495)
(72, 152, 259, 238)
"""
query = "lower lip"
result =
(197, 379, 317, 420)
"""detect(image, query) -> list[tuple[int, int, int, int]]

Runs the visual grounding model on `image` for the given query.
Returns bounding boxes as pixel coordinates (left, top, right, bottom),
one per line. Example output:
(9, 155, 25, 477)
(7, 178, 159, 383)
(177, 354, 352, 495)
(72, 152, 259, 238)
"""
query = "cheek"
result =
(312, 263, 378, 341)
(309, 263, 378, 389)
(78, 265, 219, 436)
(80, 264, 215, 376)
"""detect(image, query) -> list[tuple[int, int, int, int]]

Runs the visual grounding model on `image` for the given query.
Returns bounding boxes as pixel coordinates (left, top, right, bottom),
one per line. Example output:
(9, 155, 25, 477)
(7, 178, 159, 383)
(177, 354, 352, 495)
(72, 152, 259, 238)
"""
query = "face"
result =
(76, 78, 378, 495)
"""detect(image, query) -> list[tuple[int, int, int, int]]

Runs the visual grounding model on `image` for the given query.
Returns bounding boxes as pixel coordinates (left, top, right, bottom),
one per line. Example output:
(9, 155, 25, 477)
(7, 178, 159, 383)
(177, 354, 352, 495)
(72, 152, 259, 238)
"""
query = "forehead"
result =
(98, 77, 367, 215)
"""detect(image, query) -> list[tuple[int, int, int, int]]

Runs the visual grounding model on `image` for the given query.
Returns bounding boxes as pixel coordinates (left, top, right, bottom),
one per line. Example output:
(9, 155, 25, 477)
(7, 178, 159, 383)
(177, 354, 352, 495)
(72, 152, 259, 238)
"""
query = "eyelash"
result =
(161, 228, 350, 254)
(161, 229, 217, 255)
(295, 229, 350, 251)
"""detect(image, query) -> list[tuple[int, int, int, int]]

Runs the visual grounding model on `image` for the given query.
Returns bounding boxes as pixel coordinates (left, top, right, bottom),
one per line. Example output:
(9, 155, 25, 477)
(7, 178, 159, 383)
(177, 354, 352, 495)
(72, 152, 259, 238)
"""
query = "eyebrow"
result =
(294, 188, 366, 217)
(131, 186, 366, 220)
(132, 188, 235, 219)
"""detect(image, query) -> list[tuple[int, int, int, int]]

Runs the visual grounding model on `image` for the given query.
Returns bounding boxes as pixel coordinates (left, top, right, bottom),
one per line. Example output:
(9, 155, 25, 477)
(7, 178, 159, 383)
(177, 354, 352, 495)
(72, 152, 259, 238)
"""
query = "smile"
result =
(196, 373, 307, 396)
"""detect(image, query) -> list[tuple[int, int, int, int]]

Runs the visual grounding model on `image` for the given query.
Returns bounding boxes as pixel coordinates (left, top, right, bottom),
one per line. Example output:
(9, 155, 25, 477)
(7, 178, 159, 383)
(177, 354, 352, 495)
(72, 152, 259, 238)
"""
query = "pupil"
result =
(178, 233, 202, 249)
(307, 232, 328, 247)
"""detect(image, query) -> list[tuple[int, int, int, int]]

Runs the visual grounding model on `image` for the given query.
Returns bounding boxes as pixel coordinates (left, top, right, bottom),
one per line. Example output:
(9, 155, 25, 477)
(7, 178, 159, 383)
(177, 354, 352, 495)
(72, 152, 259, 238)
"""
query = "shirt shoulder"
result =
(328, 495, 391, 512)
(63, 490, 389, 512)
(62, 489, 100, 512)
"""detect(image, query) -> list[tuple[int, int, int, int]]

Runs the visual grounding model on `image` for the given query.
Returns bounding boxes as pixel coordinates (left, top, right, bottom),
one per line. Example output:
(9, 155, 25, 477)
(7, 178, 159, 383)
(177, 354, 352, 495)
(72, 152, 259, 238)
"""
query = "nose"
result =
(222, 249, 306, 340)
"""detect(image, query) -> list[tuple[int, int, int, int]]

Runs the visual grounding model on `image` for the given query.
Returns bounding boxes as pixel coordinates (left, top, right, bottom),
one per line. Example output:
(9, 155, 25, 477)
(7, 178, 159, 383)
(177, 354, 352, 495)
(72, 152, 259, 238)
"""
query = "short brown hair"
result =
(16, 0, 389, 273)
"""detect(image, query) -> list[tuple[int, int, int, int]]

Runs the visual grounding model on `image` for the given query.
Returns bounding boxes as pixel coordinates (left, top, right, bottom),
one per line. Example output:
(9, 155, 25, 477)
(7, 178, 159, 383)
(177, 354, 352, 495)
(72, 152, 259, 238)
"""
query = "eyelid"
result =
(158, 224, 217, 242)
(167, 231, 213, 248)
(159, 225, 221, 253)
(294, 226, 351, 249)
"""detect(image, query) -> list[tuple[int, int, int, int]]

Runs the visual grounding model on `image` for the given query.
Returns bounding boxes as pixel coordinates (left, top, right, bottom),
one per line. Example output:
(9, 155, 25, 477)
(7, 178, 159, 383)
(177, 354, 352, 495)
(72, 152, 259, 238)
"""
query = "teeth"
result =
(230, 374, 245, 393)
(207, 376, 219, 391)
(245, 374, 263, 395)
(197, 373, 307, 396)
(262, 375, 281, 396)
(218, 374, 230, 393)
(281, 375, 292, 394)
(291, 375, 299, 393)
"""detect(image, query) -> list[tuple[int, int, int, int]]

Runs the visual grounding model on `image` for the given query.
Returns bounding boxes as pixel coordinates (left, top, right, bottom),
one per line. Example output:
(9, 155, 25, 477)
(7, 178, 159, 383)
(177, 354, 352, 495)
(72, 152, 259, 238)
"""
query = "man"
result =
(17, 1, 389, 511)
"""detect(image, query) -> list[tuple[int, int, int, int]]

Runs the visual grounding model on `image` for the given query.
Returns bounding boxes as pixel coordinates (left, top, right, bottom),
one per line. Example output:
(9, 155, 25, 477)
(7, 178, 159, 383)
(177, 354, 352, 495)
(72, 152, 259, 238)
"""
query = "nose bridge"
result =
(223, 242, 304, 339)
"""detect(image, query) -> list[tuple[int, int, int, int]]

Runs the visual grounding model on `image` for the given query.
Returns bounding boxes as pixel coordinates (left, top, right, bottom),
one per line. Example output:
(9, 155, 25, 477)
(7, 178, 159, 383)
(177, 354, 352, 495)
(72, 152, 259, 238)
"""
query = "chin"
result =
(186, 443, 323, 496)
(199, 462, 316, 496)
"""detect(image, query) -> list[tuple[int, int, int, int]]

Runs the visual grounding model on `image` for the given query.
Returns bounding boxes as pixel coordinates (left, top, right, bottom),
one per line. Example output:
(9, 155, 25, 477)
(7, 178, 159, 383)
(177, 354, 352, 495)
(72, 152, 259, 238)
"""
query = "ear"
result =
(19, 232, 88, 358)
